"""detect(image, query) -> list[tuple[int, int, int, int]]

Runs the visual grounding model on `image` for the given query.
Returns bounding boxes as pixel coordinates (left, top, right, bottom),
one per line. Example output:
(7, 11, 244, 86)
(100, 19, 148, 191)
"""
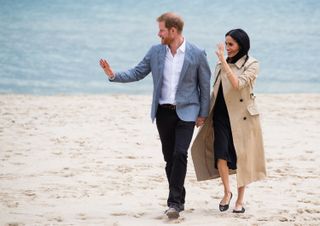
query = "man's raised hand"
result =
(99, 59, 115, 79)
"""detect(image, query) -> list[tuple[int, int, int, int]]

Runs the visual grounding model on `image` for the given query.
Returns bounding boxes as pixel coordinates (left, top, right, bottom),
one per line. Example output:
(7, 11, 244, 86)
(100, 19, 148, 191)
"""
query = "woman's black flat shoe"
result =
(219, 192, 232, 212)
(232, 207, 245, 213)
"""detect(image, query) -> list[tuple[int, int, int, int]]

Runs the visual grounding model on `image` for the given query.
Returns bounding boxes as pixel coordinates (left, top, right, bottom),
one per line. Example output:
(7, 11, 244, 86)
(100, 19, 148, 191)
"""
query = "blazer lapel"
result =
(157, 46, 166, 88)
(178, 42, 191, 85)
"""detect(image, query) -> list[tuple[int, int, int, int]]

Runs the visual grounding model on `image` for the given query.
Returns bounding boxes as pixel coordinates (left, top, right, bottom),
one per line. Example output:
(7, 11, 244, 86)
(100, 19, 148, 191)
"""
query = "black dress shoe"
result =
(232, 207, 245, 213)
(179, 204, 185, 211)
(165, 207, 180, 219)
(219, 192, 233, 212)
(165, 204, 184, 213)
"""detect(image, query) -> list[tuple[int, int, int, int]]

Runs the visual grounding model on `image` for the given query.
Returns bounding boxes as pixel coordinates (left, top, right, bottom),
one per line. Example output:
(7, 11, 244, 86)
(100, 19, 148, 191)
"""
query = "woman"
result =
(191, 29, 266, 213)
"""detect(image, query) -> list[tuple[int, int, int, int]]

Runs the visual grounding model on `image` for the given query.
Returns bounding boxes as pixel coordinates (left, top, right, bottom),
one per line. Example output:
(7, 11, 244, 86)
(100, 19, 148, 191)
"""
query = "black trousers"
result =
(156, 105, 195, 209)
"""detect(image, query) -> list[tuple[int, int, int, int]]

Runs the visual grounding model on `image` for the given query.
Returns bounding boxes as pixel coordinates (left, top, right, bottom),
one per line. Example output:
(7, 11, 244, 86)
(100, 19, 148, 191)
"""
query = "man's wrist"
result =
(108, 74, 116, 80)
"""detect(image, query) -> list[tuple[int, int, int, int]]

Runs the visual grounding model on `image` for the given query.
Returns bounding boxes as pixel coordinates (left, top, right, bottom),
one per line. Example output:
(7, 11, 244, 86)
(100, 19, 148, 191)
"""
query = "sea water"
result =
(0, 0, 319, 94)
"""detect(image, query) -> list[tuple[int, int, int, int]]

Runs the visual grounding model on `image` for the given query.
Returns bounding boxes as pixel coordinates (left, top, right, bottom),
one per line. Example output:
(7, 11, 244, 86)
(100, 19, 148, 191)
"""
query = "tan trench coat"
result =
(191, 55, 266, 187)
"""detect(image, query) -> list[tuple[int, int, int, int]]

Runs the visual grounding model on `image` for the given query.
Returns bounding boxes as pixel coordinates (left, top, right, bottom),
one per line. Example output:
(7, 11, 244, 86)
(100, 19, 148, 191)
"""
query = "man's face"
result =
(158, 21, 174, 45)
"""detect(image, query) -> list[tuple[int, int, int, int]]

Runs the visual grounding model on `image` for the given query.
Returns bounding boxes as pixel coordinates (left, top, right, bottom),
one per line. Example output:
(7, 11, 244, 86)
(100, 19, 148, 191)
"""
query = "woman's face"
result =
(225, 35, 240, 58)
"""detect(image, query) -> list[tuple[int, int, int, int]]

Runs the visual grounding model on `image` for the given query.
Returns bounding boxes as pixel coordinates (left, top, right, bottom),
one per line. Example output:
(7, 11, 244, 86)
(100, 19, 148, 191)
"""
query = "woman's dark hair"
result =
(225, 29, 250, 65)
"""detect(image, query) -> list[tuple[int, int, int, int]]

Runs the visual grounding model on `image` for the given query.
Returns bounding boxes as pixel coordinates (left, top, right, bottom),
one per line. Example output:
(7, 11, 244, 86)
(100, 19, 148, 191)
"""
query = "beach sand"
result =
(0, 94, 319, 226)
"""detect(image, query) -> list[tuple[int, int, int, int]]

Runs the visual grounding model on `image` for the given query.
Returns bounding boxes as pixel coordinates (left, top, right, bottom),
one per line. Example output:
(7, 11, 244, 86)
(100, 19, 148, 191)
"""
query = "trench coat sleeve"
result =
(238, 60, 259, 90)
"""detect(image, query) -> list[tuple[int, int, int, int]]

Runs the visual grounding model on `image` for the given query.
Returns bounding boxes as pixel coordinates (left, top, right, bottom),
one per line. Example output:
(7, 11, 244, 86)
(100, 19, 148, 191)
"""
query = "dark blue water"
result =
(0, 0, 319, 94)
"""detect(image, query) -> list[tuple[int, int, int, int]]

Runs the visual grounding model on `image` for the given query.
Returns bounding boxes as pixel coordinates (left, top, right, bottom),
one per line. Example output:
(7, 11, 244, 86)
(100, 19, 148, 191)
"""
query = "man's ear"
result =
(170, 27, 176, 34)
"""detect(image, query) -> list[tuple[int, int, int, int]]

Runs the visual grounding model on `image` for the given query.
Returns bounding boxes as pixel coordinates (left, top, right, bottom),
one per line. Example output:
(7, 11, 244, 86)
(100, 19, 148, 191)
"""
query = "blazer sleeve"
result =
(197, 50, 211, 117)
(238, 60, 259, 90)
(111, 47, 153, 83)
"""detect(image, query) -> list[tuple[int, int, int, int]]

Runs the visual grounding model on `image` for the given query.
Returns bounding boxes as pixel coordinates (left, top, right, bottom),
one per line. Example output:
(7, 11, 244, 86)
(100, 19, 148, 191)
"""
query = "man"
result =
(99, 12, 211, 219)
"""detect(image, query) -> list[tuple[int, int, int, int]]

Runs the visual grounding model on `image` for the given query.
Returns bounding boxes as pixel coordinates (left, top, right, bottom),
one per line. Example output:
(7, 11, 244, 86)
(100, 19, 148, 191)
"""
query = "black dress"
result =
(212, 82, 237, 170)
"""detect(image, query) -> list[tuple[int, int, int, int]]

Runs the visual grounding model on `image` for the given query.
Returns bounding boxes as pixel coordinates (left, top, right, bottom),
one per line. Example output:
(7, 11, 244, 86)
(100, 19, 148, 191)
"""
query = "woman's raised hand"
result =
(215, 43, 225, 61)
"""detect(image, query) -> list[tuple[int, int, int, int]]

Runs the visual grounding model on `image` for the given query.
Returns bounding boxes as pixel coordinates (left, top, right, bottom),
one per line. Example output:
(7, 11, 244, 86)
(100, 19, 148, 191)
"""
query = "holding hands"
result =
(196, 117, 206, 128)
(99, 59, 115, 79)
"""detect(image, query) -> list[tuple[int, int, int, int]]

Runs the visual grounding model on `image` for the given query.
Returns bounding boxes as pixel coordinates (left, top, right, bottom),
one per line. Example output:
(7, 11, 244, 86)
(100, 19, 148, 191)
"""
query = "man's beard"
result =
(161, 36, 174, 45)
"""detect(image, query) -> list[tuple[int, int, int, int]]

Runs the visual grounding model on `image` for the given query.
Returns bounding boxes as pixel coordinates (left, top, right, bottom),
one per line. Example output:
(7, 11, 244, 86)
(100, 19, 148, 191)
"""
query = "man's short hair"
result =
(157, 12, 184, 33)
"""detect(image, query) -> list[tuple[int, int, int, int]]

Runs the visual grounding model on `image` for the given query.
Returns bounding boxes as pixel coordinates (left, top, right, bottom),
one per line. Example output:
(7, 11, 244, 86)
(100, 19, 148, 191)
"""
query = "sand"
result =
(0, 94, 319, 226)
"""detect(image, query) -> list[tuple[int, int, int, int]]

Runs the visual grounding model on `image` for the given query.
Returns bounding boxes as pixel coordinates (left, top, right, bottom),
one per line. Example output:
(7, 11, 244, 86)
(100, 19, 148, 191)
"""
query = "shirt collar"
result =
(178, 38, 186, 53)
(166, 38, 186, 53)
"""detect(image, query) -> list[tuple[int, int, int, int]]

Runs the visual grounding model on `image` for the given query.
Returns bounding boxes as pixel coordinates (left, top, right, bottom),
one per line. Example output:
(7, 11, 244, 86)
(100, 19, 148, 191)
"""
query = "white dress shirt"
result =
(159, 38, 186, 105)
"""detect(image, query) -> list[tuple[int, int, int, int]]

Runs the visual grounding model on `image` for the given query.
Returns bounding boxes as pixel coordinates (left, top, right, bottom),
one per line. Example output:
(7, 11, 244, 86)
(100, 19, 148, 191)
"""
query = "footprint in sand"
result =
(48, 216, 63, 222)
(154, 214, 186, 223)
(278, 209, 289, 214)
(78, 213, 87, 220)
(120, 191, 133, 196)
(5, 223, 24, 226)
(297, 208, 304, 214)
(233, 214, 252, 219)
(133, 212, 146, 218)
(298, 198, 312, 204)
(184, 208, 195, 213)
(23, 190, 37, 199)
(6, 201, 19, 208)
(125, 156, 136, 159)
(154, 215, 166, 220)
(278, 216, 289, 222)
(116, 166, 133, 173)
(150, 176, 165, 183)
(211, 195, 221, 199)
(164, 217, 185, 223)
(257, 216, 269, 222)
(111, 212, 127, 216)
(305, 209, 320, 214)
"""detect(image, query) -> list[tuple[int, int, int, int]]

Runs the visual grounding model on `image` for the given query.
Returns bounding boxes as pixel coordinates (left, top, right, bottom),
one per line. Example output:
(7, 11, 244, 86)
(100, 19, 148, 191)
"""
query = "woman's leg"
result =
(234, 186, 245, 210)
(217, 159, 232, 204)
